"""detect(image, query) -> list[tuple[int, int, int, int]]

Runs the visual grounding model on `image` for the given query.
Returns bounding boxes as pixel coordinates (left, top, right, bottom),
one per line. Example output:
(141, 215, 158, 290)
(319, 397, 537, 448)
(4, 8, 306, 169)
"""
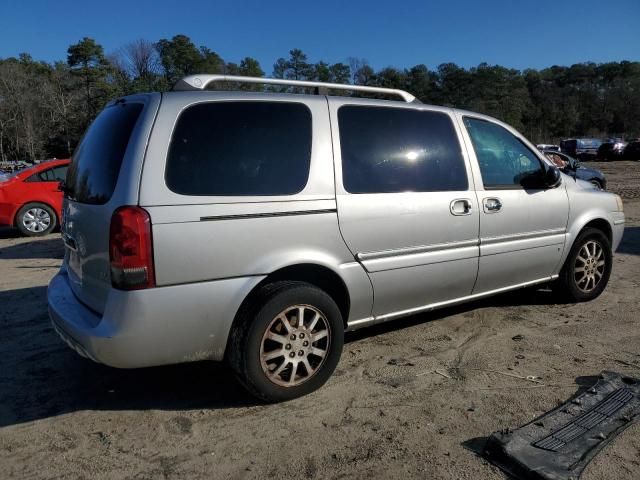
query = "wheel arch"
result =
(589, 178, 604, 189)
(238, 263, 351, 329)
(580, 218, 612, 244)
(557, 213, 614, 274)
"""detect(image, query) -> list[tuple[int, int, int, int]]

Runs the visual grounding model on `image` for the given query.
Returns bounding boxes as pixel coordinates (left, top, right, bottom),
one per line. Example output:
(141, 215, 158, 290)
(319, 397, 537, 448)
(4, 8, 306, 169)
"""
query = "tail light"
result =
(109, 206, 155, 290)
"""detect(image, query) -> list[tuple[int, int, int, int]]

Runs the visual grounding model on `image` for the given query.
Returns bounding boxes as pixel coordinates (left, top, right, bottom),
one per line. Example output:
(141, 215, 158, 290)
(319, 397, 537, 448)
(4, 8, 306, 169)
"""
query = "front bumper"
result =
(48, 267, 265, 368)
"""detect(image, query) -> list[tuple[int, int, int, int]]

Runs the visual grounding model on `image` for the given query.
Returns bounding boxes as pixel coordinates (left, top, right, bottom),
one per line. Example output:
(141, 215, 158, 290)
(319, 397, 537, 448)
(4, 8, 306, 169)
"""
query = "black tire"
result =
(590, 179, 603, 190)
(15, 202, 57, 237)
(227, 281, 344, 402)
(556, 228, 612, 302)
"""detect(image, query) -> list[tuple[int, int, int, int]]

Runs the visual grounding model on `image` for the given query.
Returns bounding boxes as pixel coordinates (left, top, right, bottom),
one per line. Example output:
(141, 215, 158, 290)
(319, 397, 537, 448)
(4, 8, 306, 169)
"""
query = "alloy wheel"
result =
(22, 208, 51, 233)
(260, 304, 331, 387)
(574, 240, 606, 293)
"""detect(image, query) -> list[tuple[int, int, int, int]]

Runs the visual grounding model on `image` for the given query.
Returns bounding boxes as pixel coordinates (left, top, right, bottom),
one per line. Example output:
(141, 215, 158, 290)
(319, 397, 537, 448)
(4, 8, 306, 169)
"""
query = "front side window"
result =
(165, 102, 312, 196)
(463, 117, 544, 189)
(338, 106, 468, 194)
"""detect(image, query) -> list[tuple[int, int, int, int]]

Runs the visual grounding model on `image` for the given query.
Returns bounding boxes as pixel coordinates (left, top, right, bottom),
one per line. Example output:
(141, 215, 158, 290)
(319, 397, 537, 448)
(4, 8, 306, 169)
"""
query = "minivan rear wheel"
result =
(556, 228, 612, 302)
(228, 281, 344, 402)
(16, 202, 57, 237)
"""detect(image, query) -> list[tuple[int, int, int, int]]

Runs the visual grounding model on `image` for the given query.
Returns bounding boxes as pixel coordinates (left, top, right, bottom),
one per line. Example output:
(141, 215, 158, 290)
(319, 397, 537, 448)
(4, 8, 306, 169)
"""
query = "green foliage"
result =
(1, 36, 639, 162)
(67, 37, 112, 124)
(155, 35, 225, 87)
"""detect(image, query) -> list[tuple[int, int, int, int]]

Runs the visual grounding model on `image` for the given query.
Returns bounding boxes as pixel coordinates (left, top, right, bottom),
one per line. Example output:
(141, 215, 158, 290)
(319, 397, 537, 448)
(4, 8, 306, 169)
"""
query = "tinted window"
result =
(66, 102, 143, 204)
(52, 166, 68, 181)
(165, 102, 312, 196)
(463, 117, 543, 188)
(25, 165, 68, 182)
(26, 168, 53, 182)
(338, 106, 467, 193)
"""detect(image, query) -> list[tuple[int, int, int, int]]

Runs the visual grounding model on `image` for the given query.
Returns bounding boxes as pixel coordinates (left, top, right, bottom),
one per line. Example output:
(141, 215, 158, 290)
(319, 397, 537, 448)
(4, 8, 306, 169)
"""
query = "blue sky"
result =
(1, 0, 638, 72)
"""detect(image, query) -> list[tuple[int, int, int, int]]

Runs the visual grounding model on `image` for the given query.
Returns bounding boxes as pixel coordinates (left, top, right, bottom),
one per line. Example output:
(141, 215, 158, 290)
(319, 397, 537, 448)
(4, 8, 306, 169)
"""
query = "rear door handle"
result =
(483, 197, 502, 213)
(450, 198, 473, 216)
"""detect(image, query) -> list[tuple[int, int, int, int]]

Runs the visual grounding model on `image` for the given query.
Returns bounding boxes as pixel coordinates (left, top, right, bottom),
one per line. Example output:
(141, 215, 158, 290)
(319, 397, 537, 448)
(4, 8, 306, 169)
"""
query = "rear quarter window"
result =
(66, 102, 143, 204)
(165, 101, 312, 196)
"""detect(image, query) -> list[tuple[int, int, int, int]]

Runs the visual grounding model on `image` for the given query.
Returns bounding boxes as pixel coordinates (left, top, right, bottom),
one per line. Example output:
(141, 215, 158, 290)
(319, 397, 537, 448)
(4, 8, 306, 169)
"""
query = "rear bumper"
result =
(48, 267, 265, 368)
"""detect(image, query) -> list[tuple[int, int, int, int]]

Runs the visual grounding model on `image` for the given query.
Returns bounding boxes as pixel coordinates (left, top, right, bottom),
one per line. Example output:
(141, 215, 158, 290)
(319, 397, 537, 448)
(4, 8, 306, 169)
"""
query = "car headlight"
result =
(614, 194, 624, 212)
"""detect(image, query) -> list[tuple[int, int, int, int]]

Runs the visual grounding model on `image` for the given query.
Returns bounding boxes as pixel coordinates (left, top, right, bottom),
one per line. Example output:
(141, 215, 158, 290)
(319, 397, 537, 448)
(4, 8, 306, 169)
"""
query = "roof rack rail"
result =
(172, 75, 419, 103)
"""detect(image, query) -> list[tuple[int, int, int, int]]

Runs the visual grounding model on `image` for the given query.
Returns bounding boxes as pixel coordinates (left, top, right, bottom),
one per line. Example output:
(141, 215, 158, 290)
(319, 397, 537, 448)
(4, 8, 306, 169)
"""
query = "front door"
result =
(458, 115, 569, 294)
(329, 101, 480, 319)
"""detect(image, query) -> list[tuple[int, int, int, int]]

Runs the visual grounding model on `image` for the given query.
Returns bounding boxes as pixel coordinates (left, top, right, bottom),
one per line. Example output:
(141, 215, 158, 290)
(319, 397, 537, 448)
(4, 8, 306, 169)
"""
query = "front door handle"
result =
(483, 197, 502, 213)
(450, 198, 473, 216)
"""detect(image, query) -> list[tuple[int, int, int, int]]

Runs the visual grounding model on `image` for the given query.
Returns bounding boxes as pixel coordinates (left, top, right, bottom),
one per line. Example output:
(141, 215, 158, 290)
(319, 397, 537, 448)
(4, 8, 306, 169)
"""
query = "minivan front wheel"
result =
(557, 228, 612, 302)
(16, 202, 57, 237)
(228, 281, 344, 402)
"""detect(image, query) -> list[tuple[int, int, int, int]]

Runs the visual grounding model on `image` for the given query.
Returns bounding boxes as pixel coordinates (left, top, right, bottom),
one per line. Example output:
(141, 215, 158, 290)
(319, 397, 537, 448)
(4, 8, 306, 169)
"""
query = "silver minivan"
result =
(48, 75, 625, 401)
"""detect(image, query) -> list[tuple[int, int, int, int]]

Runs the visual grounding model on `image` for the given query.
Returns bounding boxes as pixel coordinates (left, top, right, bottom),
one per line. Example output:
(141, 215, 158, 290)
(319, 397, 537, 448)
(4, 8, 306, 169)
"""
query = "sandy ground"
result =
(1, 161, 639, 480)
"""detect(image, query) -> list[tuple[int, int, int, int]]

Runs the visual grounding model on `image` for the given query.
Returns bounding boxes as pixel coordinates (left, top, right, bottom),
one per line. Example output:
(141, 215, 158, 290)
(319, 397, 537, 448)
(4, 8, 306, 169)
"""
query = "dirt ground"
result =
(1, 161, 639, 480)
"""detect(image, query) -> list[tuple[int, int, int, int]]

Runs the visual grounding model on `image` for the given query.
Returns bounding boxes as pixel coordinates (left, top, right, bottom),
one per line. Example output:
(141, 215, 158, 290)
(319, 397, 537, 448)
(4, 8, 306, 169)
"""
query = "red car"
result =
(0, 159, 70, 236)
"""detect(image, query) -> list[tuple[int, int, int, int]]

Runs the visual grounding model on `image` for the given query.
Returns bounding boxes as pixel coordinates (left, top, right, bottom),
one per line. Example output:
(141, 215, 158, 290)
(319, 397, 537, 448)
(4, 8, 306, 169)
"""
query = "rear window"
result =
(66, 102, 143, 204)
(165, 101, 312, 196)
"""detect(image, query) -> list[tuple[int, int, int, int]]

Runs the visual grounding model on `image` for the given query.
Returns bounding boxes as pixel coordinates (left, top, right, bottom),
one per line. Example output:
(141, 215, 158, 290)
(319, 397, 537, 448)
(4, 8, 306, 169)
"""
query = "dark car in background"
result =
(543, 150, 607, 190)
(560, 138, 603, 160)
(596, 140, 626, 161)
(623, 140, 640, 160)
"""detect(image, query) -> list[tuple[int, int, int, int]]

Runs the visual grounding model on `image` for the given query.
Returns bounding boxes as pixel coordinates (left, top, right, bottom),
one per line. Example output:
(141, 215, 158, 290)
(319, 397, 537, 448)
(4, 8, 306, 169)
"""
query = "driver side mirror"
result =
(543, 165, 562, 189)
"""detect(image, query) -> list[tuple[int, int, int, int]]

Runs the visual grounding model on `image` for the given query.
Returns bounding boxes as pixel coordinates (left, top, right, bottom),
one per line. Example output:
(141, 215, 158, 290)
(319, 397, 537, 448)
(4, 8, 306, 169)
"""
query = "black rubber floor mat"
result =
(482, 371, 640, 480)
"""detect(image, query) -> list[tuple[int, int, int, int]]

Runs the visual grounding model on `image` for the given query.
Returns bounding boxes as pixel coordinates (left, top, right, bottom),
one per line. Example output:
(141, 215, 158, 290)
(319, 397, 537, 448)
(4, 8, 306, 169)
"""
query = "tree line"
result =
(1, 34, 639, 162)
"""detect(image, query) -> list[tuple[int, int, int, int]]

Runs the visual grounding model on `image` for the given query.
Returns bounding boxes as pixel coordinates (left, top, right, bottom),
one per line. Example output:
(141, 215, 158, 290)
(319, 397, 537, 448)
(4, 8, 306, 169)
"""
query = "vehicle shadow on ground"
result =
(616, 226, 640, 256)
(345, 286, 567, 343)
(0, 226, 21, 239)
(0, 234, 63, 260)
(0, 286, 259, 429)
(0, 283, 571, 428)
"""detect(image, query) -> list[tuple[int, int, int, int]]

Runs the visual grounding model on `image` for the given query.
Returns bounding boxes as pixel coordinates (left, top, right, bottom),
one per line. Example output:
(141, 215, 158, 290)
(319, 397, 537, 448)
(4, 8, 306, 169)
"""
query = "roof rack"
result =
(172, 75, 418, 103)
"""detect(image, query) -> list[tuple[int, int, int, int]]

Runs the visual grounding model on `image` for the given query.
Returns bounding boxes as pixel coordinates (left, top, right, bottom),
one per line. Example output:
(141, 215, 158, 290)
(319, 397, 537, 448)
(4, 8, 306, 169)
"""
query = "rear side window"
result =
(51, 166, 68, 182)
(66, 102, 143, 204)
(26, 168, 53, 182)
(25, 165, 68, 182)
(165, 102, 312, 196)
(338, 106, 467, 193)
